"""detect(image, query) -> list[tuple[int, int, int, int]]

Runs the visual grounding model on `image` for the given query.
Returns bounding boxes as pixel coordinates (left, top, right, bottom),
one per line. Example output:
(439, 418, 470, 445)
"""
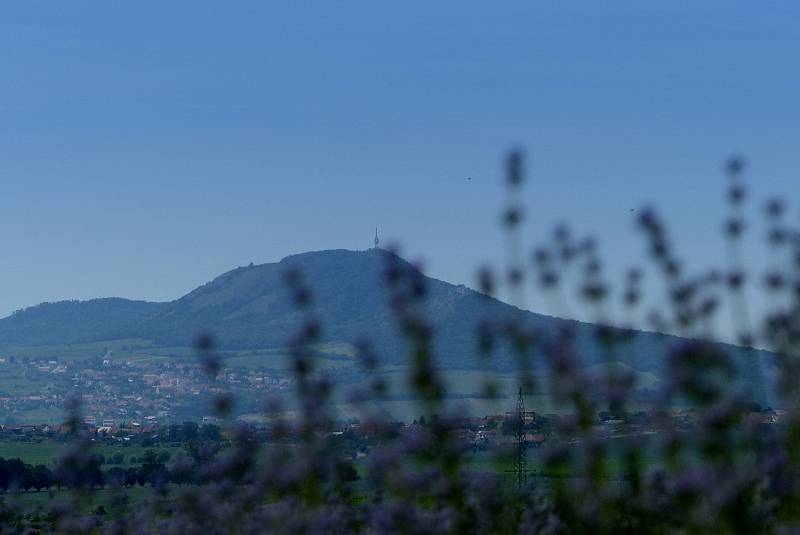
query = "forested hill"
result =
(0, 249, 772, 378)
(0, 249, 544, 368)
(0, 298, 163, 348)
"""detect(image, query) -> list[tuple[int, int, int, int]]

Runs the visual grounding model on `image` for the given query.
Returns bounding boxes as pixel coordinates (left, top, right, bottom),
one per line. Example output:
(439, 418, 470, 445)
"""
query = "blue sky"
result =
(1, 2, 798, 329)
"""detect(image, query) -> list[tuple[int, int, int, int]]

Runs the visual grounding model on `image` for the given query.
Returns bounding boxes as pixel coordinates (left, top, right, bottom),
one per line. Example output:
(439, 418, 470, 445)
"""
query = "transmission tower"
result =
(515, 386, 527, 489)
(504, 386, 534, 490)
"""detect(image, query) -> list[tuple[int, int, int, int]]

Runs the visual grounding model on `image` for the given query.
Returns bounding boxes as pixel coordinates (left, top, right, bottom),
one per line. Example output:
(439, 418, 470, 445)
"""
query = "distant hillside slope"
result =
(0, 298, 163, 347)
(0, 249, 773, 380)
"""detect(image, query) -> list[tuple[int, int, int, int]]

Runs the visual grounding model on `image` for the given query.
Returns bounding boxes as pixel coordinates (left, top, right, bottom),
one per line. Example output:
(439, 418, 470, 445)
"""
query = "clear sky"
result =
(1, 2, 798, 328)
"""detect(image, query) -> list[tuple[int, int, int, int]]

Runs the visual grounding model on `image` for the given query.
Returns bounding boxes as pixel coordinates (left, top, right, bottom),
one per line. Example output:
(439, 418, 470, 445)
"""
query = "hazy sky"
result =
(1, 2, 799, 328)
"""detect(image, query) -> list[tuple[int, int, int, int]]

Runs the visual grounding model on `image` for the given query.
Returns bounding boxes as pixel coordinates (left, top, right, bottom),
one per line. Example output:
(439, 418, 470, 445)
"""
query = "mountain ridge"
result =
(0, 249, 570, 364)
(0, 249, 773, 388)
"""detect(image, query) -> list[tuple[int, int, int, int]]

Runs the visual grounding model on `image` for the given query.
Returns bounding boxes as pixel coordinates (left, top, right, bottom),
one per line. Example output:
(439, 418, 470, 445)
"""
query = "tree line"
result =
(0, 450, 176, 493)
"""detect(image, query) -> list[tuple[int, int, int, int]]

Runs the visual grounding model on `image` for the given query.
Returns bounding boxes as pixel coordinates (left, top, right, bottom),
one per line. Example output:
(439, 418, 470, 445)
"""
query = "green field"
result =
(243, 363, 661, 423)
(0, 339, 157, 361)
(2, 484, 157, 515)
(0, 440, 182, 467)
(0, 436, 665, 519)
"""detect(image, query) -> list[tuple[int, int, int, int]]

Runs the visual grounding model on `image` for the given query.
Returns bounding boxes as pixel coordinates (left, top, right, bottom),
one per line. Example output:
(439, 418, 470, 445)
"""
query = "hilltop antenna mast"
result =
(374, 228, 380, 249)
